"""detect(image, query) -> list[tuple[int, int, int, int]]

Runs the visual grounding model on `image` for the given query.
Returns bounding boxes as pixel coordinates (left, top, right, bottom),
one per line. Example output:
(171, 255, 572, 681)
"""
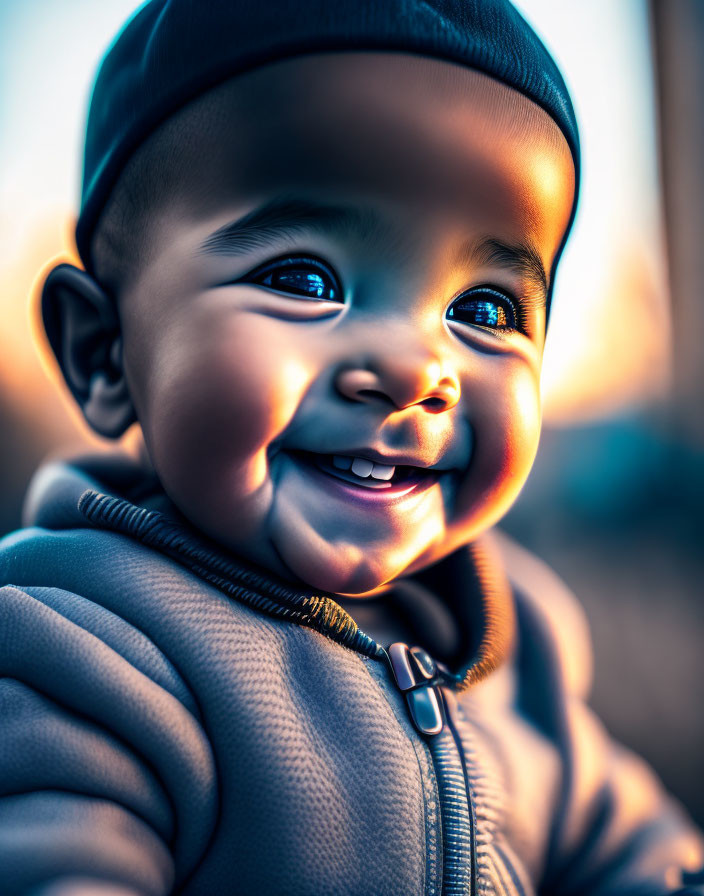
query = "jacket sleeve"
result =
(498, 533, 704, 896)
(0, 584, 217, 896)
(543, 679, 704, 896)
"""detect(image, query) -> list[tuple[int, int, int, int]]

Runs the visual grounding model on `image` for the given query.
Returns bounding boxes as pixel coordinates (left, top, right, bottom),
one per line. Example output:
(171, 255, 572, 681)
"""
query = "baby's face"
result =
(115, 53, 574, 594)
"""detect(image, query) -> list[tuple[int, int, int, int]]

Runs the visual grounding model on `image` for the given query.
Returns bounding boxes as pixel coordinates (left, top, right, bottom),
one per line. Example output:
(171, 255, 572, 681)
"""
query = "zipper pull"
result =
(385, 642, 446, 736)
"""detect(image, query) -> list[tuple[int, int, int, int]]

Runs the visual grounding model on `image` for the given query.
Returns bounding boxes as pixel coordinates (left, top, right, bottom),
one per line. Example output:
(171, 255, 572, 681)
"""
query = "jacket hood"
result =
(22, 451, 516, 692)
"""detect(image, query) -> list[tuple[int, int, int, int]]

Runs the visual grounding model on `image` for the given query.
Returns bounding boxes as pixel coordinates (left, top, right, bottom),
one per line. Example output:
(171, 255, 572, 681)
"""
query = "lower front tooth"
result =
(351, 458, 374, 478)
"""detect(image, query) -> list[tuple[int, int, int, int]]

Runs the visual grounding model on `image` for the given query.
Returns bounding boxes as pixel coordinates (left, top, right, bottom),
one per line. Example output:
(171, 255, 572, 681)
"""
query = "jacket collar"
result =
(24, 451, 516, 692)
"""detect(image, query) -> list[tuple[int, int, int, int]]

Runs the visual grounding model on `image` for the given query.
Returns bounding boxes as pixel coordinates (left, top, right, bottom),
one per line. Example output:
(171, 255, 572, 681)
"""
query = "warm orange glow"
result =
(0, 211, 102, 452)
(542, 237, 671, 424)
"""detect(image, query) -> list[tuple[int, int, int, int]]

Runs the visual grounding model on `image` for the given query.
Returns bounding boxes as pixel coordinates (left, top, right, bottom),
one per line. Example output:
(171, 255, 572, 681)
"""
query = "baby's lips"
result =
(285, 442, 453, 473)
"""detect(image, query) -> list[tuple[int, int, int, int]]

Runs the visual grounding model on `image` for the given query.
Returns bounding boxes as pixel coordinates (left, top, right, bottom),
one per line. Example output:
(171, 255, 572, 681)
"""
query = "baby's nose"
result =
(335, 358, 460, 413)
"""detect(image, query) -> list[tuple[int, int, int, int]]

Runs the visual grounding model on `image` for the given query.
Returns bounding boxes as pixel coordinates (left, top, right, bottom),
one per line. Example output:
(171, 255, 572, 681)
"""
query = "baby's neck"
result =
(334, 577, 461, 658)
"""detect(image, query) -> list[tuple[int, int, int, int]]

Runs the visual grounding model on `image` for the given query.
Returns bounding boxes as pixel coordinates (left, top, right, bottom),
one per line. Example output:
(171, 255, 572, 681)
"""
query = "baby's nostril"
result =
(422, 396, 447, 411)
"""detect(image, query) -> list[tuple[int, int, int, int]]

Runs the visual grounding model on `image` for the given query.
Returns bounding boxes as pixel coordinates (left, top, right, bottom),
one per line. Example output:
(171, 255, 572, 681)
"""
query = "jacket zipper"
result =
(384, 642, 477, 896)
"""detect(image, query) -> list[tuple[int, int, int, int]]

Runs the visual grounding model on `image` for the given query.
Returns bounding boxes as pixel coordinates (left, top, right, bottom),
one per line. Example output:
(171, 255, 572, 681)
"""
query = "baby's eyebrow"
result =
(457, 237, 549, 304)
(198, 196, 549, 304)
(198, 196, 390, 257)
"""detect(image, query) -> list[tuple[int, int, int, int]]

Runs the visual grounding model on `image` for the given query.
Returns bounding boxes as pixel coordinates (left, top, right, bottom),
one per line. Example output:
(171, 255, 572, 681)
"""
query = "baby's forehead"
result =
(167, 53, 566, 151)
(147, 54, 572, 219)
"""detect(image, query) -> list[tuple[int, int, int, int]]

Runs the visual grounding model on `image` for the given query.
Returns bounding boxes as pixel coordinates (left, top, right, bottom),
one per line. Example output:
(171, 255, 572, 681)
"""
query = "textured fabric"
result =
(75, 488, 516, 694)
(1, 455, 702, 896)
(75, 0, 580, 317)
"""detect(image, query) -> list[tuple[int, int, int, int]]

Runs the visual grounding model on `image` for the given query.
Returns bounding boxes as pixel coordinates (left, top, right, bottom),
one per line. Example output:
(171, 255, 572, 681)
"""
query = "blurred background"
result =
(1, 0, 702, 826)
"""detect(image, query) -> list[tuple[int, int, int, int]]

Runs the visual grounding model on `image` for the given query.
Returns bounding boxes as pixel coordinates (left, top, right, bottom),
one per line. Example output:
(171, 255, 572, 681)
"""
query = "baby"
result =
(1, 0, 703, 894)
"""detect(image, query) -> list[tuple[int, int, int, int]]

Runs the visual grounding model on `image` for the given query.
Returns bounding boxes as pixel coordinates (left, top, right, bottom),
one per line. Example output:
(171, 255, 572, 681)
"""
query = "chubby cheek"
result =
(452, 356, 541, 540)
(131, 306, 312, 539)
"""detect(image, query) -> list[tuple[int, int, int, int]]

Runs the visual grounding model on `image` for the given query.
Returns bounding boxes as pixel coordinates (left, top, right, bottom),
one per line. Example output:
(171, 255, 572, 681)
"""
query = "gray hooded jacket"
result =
(0, 453, 701, 896)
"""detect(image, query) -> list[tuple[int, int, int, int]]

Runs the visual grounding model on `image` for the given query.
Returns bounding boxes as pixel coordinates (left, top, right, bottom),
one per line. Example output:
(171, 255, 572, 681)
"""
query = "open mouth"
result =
(291, 450, 438, 496)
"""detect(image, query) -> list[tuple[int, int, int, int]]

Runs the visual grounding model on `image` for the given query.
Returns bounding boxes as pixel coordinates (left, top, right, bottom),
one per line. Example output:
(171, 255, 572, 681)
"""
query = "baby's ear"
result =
(41, 264, 136, 438)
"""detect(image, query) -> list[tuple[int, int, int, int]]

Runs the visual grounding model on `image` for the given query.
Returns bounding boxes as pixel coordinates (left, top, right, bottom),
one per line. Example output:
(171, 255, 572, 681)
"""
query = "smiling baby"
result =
(1, 1, 703, 894)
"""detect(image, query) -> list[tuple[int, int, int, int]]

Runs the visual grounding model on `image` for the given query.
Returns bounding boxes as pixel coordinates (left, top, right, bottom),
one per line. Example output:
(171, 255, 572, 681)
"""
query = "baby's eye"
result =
(249, 256, 342, 302)
(446, 287, 517, 331)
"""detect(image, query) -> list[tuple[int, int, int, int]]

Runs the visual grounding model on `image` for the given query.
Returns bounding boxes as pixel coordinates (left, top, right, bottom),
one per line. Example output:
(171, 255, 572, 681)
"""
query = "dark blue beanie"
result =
(77, 0, 580, 311)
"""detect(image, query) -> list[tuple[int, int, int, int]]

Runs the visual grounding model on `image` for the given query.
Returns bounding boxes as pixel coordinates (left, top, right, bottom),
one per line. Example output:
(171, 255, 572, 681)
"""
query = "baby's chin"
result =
(266, 502, 417, 596)
(275, 524, 403, 596)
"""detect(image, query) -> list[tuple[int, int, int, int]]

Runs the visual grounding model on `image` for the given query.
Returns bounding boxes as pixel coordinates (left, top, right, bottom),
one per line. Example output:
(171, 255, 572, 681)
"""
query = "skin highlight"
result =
(88, 52, 575, 596)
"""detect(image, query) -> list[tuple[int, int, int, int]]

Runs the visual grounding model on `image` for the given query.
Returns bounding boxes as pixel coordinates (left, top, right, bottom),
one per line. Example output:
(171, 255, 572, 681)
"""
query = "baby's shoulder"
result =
(0, 523, 202, 713)
(0, 517, 236, 622)
(0, 517, 194, 610)
(0, 518, 285, 702)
